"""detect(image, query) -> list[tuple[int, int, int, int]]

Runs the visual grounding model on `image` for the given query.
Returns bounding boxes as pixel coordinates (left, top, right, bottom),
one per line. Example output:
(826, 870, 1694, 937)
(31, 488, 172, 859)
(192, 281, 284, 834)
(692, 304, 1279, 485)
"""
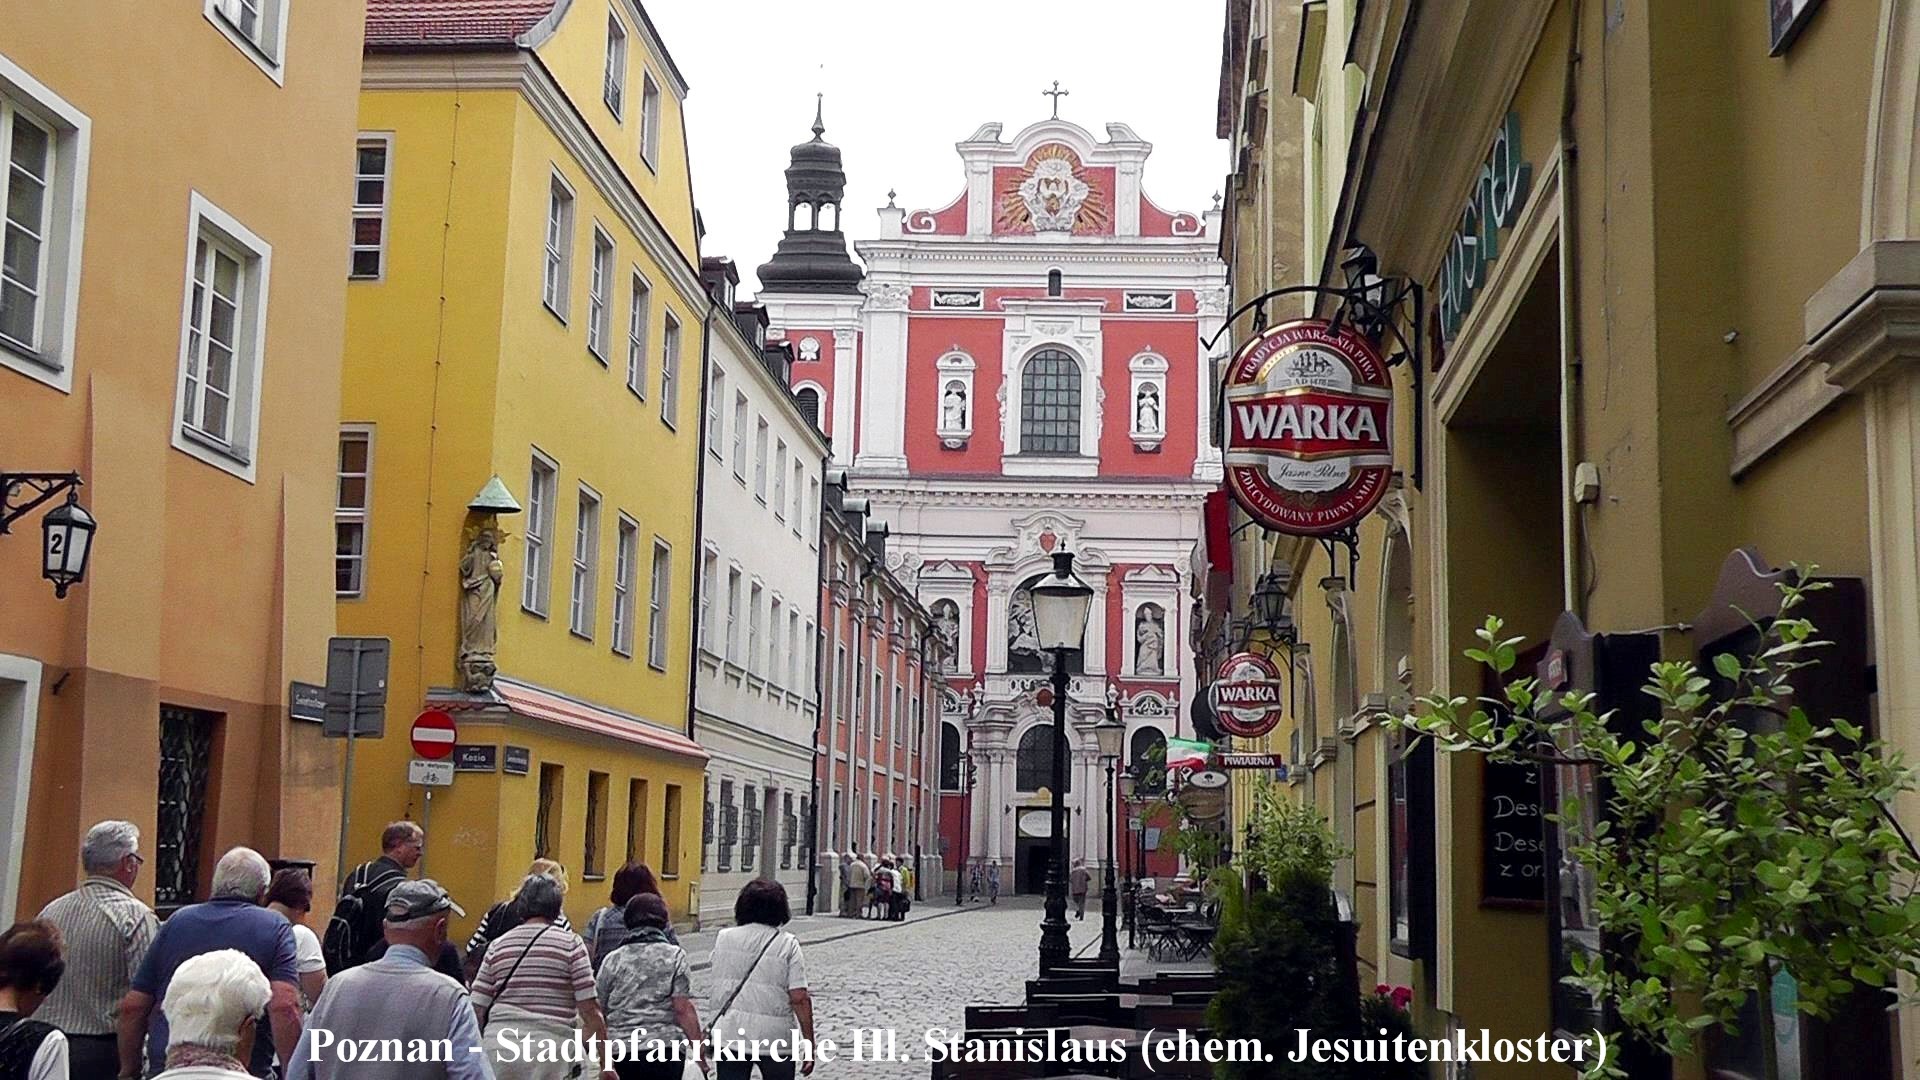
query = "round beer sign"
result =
(1224, 318, 1394, 536)
(1210, 651, 1285, 739)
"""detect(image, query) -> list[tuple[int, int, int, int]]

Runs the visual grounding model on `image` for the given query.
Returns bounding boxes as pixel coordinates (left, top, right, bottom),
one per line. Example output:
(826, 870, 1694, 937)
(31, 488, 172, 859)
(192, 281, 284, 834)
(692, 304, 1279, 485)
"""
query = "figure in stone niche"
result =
(1008, 588, 1041, 658)
(458, 527, 506, 691)
(1135, 384, 1162, 434)
(942, 381, 968, 432)
(933, 600, 960, 673)
(1135, 604, 1165, 676)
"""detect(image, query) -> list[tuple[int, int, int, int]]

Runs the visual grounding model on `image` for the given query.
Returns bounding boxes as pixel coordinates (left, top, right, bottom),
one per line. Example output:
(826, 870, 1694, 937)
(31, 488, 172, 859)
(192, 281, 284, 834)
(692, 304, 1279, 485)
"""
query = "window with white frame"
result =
(335, 428, 372, 598)
(748, 583, 764, 675)
(706, 369, 725, 458)
(569, 485, 601, 637)
(627, 271, 650, 395)
(612, 515, 638, 656)
(587, 228, 613, 360)
(805, 620, 816, 689)
(175, 194, 271, 476)
(204, 0, 289, 80)
(894, 685, 904, 744)
(770, 597, 784, 683)
(731, 393, 748, 480)
(807, 478, 820, 543)
(1017, 348, 1081, 455)
(542, 174, 574, 318)
(522, 453, 557, 614)
(640, 72, 661, 169)
(773, 440, 788, 521)
(648, 539, 671, 669)
(660, 310, 680, 425)
(0, 73, 88, 388)
(726, 567, 742, 662)
(699, 548, 717, 652)
(349, 136, 390, 280)
(789, 610, 801, 688)
(602, 12, 627, 118)
(791, 461, 804, 534)
(753, 418, 769, 501)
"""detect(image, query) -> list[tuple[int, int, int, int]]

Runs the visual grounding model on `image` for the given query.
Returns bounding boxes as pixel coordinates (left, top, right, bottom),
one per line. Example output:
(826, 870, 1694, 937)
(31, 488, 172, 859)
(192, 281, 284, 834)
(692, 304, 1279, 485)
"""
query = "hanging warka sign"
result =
(1223, 317, 1394, 536)
(1210, 651, 1286, 738)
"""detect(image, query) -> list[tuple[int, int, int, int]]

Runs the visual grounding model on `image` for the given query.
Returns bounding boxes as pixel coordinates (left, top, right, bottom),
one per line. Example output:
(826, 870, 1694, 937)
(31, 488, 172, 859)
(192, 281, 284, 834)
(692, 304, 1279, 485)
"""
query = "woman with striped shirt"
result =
(471, 875, 612, 1080)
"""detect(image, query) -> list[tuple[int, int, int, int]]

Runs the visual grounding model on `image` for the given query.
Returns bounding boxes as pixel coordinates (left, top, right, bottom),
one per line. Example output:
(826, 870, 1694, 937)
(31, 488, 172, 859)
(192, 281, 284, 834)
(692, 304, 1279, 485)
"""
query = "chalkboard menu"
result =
(1482, 758, 1547, 908)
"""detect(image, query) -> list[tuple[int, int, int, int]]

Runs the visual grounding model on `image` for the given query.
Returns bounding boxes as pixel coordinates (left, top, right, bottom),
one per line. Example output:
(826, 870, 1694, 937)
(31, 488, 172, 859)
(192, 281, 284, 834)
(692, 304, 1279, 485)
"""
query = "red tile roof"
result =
(365, 0, 558, 48)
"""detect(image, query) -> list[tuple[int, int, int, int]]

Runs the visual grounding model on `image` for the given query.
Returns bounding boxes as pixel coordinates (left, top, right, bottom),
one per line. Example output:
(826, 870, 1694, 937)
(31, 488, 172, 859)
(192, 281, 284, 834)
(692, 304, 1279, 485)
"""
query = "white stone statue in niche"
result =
(933, 600, 960, 673)
(1135, 384, 1162, 434)
(1008, 588, 1041, 658)
(941, 381, 968, 432)
(1135, 605, 1165, 676)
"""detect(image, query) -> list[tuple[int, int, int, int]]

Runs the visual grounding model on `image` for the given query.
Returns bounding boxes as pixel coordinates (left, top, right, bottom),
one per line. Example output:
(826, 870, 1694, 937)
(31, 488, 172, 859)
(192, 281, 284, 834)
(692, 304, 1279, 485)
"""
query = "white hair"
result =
(209, 847, 271, 901)
(81, 820, 139, 874)
(162, 950, 270, 1054)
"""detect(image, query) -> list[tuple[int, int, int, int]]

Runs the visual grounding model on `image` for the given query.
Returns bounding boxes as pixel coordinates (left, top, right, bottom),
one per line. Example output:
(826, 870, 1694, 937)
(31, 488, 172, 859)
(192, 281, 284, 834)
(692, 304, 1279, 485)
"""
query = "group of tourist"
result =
(831, 855, 911, 921)
(0, 820, 816, 1080)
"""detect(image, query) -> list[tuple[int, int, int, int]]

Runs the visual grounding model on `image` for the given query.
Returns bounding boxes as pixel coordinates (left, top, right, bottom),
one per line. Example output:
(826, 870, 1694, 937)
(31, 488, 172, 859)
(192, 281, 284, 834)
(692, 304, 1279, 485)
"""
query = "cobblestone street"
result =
(690, 897, 1103, 1080)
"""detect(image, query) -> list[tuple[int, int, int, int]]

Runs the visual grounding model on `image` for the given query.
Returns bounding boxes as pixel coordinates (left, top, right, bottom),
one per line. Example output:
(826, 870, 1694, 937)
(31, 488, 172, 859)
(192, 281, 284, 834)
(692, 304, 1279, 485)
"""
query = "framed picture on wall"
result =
(1769, 0, 1823, 55)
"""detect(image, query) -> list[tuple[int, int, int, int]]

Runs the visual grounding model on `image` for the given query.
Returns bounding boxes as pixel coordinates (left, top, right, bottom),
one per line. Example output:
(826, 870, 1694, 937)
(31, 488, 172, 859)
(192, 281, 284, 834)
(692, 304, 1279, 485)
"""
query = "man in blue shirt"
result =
(285, 879, 495, 1080)
(117, 847, 301, 1078)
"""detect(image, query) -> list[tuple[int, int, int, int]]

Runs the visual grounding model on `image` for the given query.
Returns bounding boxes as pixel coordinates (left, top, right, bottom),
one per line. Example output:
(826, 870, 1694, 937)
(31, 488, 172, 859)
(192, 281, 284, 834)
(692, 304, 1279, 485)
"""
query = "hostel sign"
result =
(1438, 112, 1532, 340)
(1223, 318, 1394, 536)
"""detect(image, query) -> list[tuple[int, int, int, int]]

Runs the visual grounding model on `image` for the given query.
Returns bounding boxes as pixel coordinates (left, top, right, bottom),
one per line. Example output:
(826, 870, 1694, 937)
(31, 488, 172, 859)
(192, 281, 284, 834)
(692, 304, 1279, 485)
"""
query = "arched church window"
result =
(794, 386, 821, 428)
(1019, 349, 1081, 455)
(1016, 724, 1070, 793)
(940, 721, 963, 790)
(1047, 269, 1063, 297)
(1130, 726, 1166, 794)
(1008, 573, 1083, 674)
(821, 202, 839, 231)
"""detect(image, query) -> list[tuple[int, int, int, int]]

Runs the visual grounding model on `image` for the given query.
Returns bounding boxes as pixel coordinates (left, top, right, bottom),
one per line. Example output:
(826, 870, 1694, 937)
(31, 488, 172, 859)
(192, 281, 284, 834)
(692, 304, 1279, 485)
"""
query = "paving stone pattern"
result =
(686, 897, 1103, 1080)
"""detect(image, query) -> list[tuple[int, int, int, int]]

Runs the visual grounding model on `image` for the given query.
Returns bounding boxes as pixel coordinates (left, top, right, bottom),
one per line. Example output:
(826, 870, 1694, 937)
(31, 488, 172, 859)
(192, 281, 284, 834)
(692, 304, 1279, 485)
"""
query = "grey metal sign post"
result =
(324, 637, 390, 887)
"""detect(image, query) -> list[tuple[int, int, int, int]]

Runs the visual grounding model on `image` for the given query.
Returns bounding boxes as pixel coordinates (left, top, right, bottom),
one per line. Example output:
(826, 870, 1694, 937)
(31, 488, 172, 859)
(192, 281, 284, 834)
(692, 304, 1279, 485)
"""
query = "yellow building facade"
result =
(1, 0, 364, 919)
(341, 0, 709, 930)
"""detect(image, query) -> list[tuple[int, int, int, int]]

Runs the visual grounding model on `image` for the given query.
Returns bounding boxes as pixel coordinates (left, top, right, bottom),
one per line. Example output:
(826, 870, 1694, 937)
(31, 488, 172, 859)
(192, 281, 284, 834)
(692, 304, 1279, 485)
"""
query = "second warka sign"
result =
(1223, 318, 1394, 536)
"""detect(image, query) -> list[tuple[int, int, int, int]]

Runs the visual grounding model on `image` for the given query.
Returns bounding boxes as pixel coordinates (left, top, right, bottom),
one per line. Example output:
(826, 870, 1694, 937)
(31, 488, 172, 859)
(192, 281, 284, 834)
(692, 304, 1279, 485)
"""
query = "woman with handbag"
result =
(706, 882, 814, 1080)
(595, 894, 703, 1080)
(471, 875, 613, 1080)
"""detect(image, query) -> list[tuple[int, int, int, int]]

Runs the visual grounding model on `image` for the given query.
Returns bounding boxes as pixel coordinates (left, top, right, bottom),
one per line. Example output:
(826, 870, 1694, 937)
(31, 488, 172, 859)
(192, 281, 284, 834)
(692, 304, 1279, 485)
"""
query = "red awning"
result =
(431, 679, 709, 763)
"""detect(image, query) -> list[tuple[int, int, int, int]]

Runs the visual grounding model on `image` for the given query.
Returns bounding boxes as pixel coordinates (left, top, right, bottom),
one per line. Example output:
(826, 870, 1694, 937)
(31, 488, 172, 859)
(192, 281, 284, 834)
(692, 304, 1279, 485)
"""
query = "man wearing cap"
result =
(285, 880, 494, 1080)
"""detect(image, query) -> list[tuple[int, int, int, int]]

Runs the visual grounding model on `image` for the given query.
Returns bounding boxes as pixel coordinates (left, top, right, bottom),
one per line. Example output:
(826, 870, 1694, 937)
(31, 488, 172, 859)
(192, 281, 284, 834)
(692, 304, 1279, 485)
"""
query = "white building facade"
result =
(693, 259, 826, 925)
(760, 115, 1226, 892)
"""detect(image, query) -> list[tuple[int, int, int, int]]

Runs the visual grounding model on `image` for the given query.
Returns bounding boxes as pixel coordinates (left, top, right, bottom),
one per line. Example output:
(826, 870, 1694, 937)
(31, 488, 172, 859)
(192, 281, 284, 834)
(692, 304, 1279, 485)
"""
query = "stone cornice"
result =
(361, 50, 706, 310)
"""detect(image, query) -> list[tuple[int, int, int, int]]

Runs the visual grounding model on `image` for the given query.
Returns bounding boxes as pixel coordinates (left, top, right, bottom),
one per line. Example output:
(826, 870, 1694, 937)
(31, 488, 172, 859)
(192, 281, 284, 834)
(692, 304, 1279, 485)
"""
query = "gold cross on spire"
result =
(1042, 80, 1069, 119)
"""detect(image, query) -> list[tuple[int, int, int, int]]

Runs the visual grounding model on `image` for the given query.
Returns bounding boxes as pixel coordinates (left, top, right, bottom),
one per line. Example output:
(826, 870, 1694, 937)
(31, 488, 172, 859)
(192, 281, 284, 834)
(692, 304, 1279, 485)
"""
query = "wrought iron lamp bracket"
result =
(1, 472, 83, 534)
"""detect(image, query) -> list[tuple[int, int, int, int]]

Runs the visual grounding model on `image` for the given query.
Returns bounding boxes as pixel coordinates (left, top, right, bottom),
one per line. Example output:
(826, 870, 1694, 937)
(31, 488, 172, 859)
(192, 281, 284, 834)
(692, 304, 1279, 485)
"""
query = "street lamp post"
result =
(1095, 692, 1125, 964)
(1029, 550, 1092, 975)
(1118, 768, 1137, 948)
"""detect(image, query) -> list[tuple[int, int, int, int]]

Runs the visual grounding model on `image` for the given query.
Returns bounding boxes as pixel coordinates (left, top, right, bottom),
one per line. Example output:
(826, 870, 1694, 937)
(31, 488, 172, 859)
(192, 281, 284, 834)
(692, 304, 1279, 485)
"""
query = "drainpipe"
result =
(1558, 0, 1587, 618)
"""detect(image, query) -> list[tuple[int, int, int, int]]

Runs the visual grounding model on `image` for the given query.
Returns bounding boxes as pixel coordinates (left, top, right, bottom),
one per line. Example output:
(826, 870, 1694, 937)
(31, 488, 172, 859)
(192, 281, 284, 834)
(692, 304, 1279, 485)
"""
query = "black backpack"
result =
(323, 864, 403, 974)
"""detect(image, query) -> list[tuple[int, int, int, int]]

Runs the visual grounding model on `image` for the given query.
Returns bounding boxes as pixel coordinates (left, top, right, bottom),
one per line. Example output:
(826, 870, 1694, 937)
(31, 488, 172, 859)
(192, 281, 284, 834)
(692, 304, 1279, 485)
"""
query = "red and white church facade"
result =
(759, 114, 1223, 893)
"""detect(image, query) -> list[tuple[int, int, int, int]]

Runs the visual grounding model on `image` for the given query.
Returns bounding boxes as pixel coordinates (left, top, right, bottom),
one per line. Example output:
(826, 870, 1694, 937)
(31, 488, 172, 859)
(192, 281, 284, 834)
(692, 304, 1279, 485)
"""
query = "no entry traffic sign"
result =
(410, 709, 457, 760)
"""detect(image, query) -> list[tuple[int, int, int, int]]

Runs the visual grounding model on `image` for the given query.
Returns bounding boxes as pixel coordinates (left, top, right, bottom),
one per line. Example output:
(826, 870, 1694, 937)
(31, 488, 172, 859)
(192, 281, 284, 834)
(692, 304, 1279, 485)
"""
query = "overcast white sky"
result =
(646, 0, 1232, 292)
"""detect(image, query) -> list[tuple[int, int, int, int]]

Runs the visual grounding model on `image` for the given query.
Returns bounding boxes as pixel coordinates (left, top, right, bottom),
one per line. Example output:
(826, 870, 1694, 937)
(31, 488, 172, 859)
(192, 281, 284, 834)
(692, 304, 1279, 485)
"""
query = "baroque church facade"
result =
(758, 106, 1225, 892)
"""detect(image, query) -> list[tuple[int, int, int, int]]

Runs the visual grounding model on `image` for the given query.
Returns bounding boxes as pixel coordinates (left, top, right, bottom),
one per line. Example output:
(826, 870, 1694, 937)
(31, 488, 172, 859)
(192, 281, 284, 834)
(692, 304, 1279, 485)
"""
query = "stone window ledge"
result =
(1728, 241, 1920, 477)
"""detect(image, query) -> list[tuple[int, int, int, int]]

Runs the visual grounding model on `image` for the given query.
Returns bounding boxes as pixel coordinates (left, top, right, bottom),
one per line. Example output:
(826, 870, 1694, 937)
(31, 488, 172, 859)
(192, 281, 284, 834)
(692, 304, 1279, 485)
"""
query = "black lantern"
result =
(41, 493, 97, 598)
(1251, 565, 1296, 643)
(1340, 246, 1390, 339)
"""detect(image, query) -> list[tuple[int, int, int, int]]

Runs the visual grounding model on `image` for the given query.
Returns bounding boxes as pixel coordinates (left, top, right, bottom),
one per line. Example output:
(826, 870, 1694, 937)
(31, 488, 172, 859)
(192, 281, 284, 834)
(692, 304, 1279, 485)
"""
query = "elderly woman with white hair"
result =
(471, 874, 612, 1080)
(150, 950, 271, 1079)
(119, 848, 302, 1080)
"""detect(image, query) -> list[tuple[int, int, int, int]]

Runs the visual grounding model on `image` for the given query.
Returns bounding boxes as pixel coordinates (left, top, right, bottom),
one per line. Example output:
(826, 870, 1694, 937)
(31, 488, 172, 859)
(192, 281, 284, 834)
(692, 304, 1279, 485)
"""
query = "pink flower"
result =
(1389, 985, 1413, 1011)
(1374, 984, 1391, 996)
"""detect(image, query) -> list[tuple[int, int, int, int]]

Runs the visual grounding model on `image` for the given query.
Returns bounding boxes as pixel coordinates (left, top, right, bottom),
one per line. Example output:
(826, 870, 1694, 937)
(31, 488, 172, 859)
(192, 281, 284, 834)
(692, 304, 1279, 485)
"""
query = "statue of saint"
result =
(458, 527, 505, 691)
(1136, 384, 1162, 434)
(1136, 606, 1165, 676)
(942, 382, 968, 432)
(1008, 588, 1041, 656)
(933, 602, 960, 673)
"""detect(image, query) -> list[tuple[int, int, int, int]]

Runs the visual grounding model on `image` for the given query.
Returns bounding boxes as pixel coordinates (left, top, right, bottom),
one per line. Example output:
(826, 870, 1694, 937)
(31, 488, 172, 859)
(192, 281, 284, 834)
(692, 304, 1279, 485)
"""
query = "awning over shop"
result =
(428, 677, 710, 764)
